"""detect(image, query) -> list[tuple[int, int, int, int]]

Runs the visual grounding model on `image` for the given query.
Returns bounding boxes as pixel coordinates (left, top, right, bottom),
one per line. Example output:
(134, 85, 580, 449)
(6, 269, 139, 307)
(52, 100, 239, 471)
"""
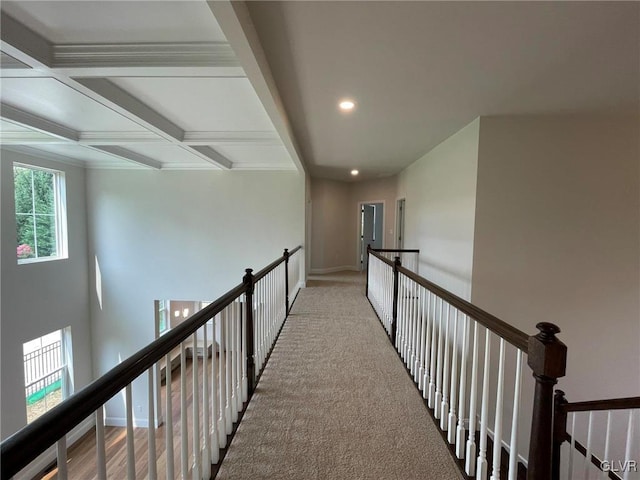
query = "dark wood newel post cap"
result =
(284, 248, 289, 256)
(394, 256, 401, 266)
(528, 322, 567, 379)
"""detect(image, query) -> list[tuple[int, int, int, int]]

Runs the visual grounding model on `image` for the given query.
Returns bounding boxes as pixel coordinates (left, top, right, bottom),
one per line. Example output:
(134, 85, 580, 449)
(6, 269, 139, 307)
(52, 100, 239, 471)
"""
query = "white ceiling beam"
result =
(0, 13, 51, 68)
(76, 78, 185, 141)
(183, 131, 281, 146)
(189, 146, 233, 169)
(91, 146, 162, 170)
(207, 1, 306, 174)
(52, 42, 239, 68)
(1, 103, 78, 142)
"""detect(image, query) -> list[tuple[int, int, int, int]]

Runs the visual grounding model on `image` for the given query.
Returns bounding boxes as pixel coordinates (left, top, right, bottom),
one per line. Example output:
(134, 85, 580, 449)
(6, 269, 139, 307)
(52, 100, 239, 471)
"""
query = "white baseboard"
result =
(309, 265, 360, 274)
(106, 415, 150, 428)
(14, 416, 95, 480)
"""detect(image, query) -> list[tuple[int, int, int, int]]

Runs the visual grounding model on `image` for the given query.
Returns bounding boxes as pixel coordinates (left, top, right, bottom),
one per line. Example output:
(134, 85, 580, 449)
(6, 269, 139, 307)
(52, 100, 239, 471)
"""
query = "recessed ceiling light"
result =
(339, 100, 356, 111)
(351, 169, 359, 176)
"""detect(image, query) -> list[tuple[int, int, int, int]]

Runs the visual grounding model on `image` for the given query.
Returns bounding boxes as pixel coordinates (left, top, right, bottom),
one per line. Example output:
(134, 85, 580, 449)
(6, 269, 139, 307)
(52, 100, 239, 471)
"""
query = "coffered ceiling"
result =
(2, 1, 638, 179)
(0, 1, 302, 171)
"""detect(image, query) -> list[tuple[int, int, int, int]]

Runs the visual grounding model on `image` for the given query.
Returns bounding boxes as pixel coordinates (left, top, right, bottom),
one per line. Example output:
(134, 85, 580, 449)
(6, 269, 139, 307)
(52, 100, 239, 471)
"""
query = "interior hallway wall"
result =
(472, 114, 640, 404)
(86, 169, 305, 425)
(310, 176, 397, 273)
(1, 150, 93, 440)
(396, 118, 480, 299)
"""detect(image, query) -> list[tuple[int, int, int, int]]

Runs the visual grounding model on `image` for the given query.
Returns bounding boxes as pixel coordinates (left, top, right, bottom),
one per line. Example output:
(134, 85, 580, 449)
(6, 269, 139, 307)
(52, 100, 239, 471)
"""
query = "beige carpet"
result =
(216, 271, 463, 480)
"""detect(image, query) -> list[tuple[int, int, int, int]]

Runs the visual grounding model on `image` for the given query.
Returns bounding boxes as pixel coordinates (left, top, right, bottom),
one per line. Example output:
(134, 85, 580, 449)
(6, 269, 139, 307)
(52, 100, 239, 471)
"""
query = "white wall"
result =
(309, 178, 353, 273)
(310, 176, 398, 273)
(397, 118, 480, 299)
(1, 150, 93, 439)
(86, 169, 305, 424)
(472, 115, 640, 403)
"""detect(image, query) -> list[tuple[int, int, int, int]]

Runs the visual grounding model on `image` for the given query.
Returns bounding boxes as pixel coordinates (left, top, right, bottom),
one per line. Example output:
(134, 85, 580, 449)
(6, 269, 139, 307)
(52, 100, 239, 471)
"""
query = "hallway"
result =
(217, 272, 462, 479)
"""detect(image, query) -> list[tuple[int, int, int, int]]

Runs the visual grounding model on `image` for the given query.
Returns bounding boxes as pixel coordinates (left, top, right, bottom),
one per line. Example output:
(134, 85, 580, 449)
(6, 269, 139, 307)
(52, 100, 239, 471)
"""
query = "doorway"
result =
(360, 202, 384, 270)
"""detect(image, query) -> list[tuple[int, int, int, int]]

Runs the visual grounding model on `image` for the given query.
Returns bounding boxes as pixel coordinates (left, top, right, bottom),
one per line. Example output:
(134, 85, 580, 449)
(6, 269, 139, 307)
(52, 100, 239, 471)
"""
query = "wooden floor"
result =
(37, 357, 229, 480)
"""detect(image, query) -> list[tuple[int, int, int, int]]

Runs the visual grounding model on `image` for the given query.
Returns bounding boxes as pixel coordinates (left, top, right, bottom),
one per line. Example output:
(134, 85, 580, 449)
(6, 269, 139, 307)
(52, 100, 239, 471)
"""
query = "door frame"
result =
(396, 197, 406, 249)
(357, 199, 386, 271)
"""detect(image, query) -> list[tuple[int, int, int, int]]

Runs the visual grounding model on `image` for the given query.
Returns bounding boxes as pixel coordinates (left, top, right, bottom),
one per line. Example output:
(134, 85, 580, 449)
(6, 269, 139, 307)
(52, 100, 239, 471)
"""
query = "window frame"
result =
(14, 162, 68, 265)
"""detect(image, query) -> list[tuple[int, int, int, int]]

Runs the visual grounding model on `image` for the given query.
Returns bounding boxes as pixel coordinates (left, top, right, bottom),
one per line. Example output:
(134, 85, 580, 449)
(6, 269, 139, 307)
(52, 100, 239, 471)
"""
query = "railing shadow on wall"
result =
(366, 248, 639, 480)
(1, 246, 303, 480)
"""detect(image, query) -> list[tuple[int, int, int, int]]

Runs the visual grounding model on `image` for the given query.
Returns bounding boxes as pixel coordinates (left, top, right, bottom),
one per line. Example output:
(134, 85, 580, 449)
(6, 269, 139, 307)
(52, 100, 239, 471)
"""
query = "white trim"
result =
(105, 416, 150, 428)
(13, 416, 95, 480)
(309, 265, 360, 275)
(357, 199, 386, 271)
(52, 42, 239, 69)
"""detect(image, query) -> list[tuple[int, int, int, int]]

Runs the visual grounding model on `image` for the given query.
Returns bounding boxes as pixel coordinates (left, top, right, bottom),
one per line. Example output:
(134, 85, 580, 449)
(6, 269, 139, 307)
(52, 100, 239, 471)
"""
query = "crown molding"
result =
(2, 145, 86, 168)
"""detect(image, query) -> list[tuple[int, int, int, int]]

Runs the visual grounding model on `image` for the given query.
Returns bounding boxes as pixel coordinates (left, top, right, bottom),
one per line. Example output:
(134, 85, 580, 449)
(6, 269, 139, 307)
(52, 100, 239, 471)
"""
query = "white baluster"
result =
(476, 328, 491, 480)
(435, 298, 444, 420)
(601, 411, 611, 480)
(165, 353, 175, 479)
(568, 412, 576, 480)
(423, 291, 432, 400)
(180, 343, 189, 478)
(202, 326, 211, 480)
(57, 436, 68, 480)
(218, 311, 227, 448)
(147, 368, 157, 480)
(192, 332, 201, 480)
(235, 301, 243, 413)
(225, 308, 232, 435)
(623, 410, 636, 480)
(585, 411, 593, 480)
(241, 301, 248, 403)
(96, 407, 107, 480)
(490, 339, 506, 480)
(417, 286, 427, 391)
(456, 314, 469, 459)
(428, 295, 438, 408)
(448, 309, 459, 443)
(507, 350, 523, 480)
(231, 302, 238, 423)
(441, 302, 451, 430)
(126, 383, 136, 480)
(408, 280, 419, 379)
(210, 316, 220, 463)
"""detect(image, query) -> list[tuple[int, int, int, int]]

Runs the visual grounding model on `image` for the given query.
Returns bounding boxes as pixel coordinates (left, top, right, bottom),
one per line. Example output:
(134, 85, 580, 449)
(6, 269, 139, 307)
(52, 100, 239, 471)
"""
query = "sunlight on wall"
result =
(95, 256, 103, 310)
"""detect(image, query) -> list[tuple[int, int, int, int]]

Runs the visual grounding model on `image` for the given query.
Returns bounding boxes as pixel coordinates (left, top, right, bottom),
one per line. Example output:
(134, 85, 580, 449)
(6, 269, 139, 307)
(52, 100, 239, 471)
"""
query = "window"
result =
(23, 327, 73, 423)
(157, 300, 170, 335)
(14, 163, 67, 264)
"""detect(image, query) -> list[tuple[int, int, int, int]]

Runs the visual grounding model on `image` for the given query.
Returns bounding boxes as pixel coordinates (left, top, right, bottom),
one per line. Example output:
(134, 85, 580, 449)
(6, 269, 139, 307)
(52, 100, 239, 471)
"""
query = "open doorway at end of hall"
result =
(360, 202, 384, 271)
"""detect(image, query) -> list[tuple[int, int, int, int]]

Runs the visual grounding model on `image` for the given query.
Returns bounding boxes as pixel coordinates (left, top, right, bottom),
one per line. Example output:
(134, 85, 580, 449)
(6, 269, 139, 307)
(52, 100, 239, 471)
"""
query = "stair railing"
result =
(553, 392, 639, 480)
(367, 248, 567, 480)
(1, 246, 303, 480)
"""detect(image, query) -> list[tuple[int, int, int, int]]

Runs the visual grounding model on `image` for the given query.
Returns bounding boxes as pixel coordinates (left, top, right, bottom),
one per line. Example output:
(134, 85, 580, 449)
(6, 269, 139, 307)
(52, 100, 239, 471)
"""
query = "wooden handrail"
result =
(1, 246, 303, 480)
(371, 248, 420, 253)
(562, 396, 640, 412)
(0, 283, 245, 479)
(395, 261, 529, 352)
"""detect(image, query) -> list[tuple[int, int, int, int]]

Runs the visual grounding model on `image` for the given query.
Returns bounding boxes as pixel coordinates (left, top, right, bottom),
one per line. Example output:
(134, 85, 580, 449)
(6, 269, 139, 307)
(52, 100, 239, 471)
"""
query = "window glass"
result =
(23, 327, 73, 422)
(14, 164, 67, 263)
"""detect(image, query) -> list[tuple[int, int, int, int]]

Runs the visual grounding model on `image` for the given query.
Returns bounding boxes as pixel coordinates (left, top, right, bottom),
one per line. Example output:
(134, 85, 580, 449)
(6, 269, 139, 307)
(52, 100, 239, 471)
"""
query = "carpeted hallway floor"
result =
(216, 271, 463, 479)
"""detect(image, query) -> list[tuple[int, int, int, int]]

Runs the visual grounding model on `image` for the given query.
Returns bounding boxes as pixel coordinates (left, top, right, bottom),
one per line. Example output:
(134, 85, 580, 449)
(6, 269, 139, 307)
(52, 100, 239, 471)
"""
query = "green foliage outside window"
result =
(14, 165, 58, 261)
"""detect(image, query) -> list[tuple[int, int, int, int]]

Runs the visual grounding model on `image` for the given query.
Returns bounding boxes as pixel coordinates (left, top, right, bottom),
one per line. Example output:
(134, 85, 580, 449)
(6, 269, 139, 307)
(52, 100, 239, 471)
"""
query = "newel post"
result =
(391, 256, 401, 343)
(284, 248, 290, 315)
(527, 322, 567, 480)
(243, 268, 256, 395)
(552, 390, 568, 480)
(365, 244, 371, 297)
